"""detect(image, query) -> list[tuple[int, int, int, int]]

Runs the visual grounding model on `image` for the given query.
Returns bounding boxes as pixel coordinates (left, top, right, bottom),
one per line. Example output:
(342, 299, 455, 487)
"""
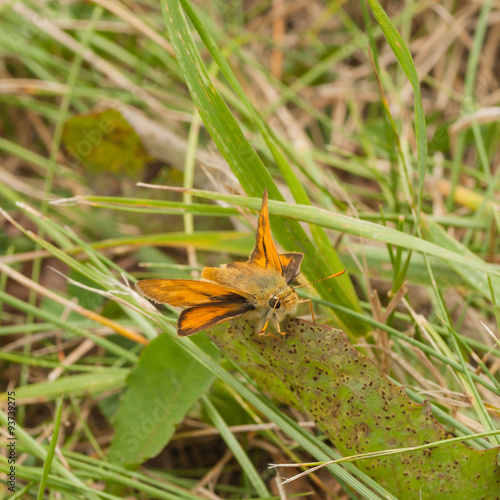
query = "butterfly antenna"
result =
(293, 269, 345, 290)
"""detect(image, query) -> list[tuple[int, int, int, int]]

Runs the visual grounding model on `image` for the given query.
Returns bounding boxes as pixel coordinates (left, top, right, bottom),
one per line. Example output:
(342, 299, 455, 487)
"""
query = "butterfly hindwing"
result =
(279, 252, 304, 283)
(177, 302, 255, 336)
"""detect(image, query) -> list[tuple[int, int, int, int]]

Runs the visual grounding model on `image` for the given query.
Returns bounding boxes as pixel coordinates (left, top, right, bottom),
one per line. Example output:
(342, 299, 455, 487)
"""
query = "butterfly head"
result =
(267, 285, 299, 320)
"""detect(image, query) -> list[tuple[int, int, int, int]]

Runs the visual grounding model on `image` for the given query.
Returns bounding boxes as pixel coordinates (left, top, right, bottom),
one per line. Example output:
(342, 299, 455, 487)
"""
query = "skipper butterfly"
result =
(136, 190, 344, 336)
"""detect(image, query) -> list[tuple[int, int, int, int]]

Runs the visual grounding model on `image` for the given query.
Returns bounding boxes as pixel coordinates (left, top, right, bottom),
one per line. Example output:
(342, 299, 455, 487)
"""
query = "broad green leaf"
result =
(110, 333, 219, 465)
(62, 109, 151, 176)
(209, 317, 500, 499)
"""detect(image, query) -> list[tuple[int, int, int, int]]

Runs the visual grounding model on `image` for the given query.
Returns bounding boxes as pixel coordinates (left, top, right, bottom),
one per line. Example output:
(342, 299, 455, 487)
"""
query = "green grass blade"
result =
(0, 409, 101, 500)
(366, 0, 427, 218)
(2, 371, 127, 403)
(37, 396, 64, 500)
(202, 396, 269, 497)
(161, 0, 367, 335)
(168, 189, 500, 277)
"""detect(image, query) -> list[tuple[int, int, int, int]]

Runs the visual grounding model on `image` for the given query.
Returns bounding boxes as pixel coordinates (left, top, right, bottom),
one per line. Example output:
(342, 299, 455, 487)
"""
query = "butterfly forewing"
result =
(136, 279, 254, 307)
(248, 189, 283, 274)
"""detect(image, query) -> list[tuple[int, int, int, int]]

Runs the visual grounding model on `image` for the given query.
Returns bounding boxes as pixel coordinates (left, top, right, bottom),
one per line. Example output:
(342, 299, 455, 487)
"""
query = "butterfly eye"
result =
(268, 297, 281, 309)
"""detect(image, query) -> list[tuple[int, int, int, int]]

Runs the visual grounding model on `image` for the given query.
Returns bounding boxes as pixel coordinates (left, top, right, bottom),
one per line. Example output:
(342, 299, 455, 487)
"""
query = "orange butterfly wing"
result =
(249, 190, 304, 282)
(136, 279, 256, 336)
(177, 302, 254, 336)
(279, 252, 304, 284)
(248, 189, 283, 273)
(135, 279, 255, 306)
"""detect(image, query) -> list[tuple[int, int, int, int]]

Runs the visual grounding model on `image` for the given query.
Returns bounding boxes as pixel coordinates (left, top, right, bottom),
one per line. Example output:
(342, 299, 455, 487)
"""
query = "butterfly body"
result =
(202, 262, 299, 325)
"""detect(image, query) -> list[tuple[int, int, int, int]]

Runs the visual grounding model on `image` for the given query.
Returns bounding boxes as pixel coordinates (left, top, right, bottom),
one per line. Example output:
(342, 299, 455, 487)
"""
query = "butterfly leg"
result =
(270, 316, 286, 336)
(298, 299, 316, 323)
(258, 315, 273, 336)
(258, 315, 285, 338)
